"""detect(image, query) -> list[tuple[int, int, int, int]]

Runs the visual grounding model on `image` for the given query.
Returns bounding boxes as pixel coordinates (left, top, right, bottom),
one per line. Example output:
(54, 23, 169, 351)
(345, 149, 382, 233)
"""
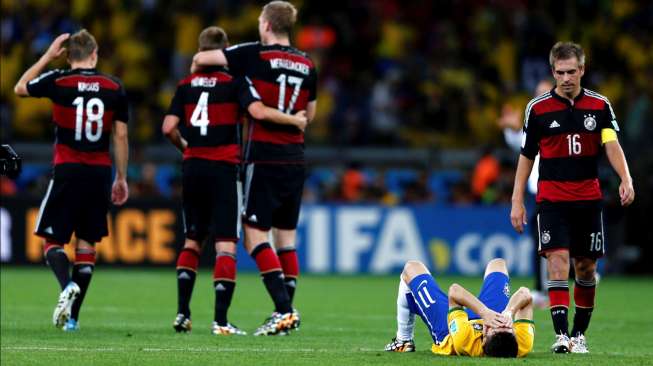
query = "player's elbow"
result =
(448, 283, 462, 298)
(248, 102, 266, 121)
(518, 287, 532, 303)
(161, 116, 178, 137)
(14, 83, 28, 97)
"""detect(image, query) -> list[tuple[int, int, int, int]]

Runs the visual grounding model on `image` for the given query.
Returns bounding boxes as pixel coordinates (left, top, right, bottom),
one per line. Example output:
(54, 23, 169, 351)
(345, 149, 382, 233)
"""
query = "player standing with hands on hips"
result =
(14, 30, 130, 331)
(510, 42, 634, 354)
(192, 1, 317, 336)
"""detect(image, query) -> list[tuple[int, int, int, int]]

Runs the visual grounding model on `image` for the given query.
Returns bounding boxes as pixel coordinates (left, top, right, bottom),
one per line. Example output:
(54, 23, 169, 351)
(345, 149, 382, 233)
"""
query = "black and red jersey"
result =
(223, 42, 318, 163)
(167, 66, 259, 164)
(521, 88, 620, 203)
(26, 68, 129, 168)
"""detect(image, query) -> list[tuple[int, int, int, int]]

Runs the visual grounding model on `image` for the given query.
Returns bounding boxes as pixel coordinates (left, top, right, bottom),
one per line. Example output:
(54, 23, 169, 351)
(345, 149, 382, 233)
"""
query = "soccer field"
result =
(1, 267, 652, 365)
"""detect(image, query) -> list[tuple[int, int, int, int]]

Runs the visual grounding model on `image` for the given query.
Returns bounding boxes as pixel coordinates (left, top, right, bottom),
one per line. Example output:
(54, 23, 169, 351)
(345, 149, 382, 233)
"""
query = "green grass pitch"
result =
(2, 267, 653, 365)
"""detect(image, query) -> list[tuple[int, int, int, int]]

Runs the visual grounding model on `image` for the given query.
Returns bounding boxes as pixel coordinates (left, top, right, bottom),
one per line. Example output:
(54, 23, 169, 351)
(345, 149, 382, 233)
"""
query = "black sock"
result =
(261, 271, 292, 314)
(45, 246, 70, 290)
(177, 269, 196, 317)
(550, 306, 569, 336)
(284, 277, 297, 304)
(214, 280, 236, 326)
(571, 307, 593, 337)
(71, 264, 94, 321)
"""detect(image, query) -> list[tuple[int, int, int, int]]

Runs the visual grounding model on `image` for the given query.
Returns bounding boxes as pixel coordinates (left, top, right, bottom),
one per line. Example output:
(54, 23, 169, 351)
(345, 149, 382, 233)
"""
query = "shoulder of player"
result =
(54, 70, 123, 91)
(28, 68, 65, 85)
(582, 88, 612, 106)
(225, 41, 260, 52)
(523, 91, 554, 120)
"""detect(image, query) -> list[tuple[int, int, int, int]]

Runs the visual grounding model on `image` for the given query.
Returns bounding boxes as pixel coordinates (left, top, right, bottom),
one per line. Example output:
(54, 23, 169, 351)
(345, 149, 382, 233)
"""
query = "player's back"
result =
(27, 68, 129, 170)
(170, 66, 245, 164)
(223, 42, 317, 163)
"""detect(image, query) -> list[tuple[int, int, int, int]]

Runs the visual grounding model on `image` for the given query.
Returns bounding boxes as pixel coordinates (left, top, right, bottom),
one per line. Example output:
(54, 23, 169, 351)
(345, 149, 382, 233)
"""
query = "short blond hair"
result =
(198, 26, 228, 51)
(262, 1, 297, 36)
(549, 41, 585, 68)
(66, 29, 97, 62)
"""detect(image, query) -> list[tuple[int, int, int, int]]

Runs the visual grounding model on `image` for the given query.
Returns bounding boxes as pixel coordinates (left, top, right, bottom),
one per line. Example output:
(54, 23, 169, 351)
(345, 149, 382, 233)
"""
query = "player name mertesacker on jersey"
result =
(269, 58, 310, 75)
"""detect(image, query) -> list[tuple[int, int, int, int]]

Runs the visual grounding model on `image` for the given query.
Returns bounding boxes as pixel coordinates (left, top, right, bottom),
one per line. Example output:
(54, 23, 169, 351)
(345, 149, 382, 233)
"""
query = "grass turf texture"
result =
(1, 267, 652, 365)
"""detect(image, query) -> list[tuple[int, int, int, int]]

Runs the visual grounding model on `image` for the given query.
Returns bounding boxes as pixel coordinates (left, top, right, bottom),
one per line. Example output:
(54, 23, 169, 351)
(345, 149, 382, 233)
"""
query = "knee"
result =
(484, 258, 508, 277)
(402, 260, 429, 283)
(215, 240, 236, 255)
(574, 259, 597, 280)
(183, 239, 201, 253)
(547, 253, 569, 279)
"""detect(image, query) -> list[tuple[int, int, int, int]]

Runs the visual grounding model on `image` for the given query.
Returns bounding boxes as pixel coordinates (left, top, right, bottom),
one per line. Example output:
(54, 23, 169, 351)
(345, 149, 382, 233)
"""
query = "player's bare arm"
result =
(503, 287, 533, 323)
(191, 49, 228, 73)
(111, 121, 129, 205)
(162, 115, 188, 153)
(14, 33, 70, 97)
(248, 102, 308, 131)
(510, 155, 535, 233)
(306, 100, 317, 123)
(604, 140, 635, 206)
(448, 283, 508, 328)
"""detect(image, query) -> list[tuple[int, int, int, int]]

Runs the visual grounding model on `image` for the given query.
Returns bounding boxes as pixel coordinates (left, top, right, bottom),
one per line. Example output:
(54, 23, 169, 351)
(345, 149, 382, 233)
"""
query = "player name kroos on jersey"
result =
(77, 82, 100, 92)
(269, 58, 309, 75)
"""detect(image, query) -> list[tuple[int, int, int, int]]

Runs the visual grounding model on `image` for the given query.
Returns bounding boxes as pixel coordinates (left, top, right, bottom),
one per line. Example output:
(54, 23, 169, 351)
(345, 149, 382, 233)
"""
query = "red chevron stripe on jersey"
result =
(182, 103, 239, 126)
(183, 145, 240, 163)
(532, 97, 567, 115)
(53, 105, 114, 131)
(537, 179, 602, 202)
(54, 143, 111, 166)
(539, 133, 601, 159)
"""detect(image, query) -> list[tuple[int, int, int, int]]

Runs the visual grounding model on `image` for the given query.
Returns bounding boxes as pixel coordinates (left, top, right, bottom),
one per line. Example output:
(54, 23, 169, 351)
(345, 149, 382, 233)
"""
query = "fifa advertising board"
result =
(1, 199, 534, 276)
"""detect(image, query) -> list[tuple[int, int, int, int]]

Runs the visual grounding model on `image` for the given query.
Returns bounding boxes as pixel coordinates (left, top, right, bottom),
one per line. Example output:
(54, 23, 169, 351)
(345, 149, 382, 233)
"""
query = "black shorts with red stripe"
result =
(34, 164, 112, 244)
(536, 200, 605, 259)
(182, 159, 241, 243)
(242, 163, 305, 231)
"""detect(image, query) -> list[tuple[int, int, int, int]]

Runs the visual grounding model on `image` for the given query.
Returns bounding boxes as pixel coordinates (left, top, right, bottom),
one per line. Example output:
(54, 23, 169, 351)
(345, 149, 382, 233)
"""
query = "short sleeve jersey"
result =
(521, 88, 619, 202)
(26, 68, 129, 167)
(167, 66, 259, 163)
(223, 42, 318, 163)
(431, 308, 534, 357)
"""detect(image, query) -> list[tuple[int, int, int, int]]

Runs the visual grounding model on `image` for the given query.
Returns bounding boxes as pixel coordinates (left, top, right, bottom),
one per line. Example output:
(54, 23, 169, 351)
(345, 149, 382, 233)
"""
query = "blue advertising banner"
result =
(1, 199, 535, 276)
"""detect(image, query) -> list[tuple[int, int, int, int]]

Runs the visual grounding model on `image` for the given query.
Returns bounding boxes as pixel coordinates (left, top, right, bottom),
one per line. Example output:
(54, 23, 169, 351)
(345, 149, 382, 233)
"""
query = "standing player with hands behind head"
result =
(14, 30, 130, 331)
(192, 1, 317, 336)
(511, 42, 634, 353)
(163, 26, 307, 336)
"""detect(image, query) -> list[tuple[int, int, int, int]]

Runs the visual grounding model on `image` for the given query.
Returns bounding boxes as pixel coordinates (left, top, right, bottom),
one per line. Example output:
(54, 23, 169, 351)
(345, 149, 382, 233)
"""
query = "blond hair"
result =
(262, 1, 297, 36)
(66, 29, 97, 62)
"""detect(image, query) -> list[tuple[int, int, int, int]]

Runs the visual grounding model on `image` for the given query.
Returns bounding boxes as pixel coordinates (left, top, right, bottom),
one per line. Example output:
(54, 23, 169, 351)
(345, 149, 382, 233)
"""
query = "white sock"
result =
(396, 277, 415, 341)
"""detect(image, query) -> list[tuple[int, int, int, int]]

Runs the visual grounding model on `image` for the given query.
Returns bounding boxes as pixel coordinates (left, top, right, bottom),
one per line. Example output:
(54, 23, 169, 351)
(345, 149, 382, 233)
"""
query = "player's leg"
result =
(35, 176, 80, 328)
(569, 205, 603, 353)
(273, 229, 299, 305)
(538, 204, 573, 353)
(243, 164, 294, 335)
(66, 238, 97, 331)
(271, 164, 304, 307)
(66, 169, 111, 331)
(466, 258, 510, 320)
(174, 239, 200, 332)
(396, 261, 450, 346)
(211, 240, 246, 335)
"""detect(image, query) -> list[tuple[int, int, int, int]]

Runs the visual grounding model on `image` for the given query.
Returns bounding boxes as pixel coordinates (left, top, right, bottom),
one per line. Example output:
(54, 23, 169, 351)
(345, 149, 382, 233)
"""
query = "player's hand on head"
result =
(619, 180, 634, 206)
(510, 202, 527, 233)
(111, 179, 129, 205)
(482, 310, 507, 329)
(46, 33, 70, 60)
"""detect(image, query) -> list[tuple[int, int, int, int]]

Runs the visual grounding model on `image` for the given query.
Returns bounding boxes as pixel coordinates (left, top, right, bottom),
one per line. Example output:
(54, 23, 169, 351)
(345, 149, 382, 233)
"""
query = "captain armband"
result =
(601, 128, 617, 144)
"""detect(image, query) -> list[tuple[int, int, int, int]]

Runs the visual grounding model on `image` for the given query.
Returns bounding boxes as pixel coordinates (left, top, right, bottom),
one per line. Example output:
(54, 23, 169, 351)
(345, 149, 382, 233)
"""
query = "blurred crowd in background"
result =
(1, 0, 652, 208)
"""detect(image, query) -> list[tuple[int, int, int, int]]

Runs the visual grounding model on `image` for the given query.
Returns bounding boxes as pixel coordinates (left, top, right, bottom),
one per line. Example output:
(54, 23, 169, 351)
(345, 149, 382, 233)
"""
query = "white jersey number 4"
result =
(190, 92, 210, 136)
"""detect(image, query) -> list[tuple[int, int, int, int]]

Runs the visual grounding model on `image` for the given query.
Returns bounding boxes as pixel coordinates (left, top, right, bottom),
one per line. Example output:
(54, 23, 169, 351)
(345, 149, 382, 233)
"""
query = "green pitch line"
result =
(2, 267, 652, 365)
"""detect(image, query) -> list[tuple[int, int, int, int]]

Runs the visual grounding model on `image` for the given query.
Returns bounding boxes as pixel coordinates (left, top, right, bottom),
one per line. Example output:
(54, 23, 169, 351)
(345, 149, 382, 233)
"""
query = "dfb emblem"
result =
(541, 230, 551, 244)
(584, 114, 597, 131)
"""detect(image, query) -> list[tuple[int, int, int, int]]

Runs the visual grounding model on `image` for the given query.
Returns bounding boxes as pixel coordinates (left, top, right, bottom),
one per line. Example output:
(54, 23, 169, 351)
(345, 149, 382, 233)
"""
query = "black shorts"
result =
(242, 163, 305, 231)
(182, 159, 240, 243)
(34, 164, 111, 244)
(536, 201, 605, 258)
